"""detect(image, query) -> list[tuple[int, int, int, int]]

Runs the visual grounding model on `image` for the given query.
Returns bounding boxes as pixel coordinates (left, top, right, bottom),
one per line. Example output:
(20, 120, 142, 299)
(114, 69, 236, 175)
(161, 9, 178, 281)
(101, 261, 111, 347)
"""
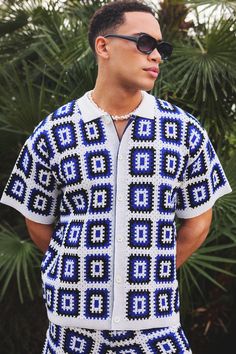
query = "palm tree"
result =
(0, 1, 235, 353)
(154, 1, 236, 350)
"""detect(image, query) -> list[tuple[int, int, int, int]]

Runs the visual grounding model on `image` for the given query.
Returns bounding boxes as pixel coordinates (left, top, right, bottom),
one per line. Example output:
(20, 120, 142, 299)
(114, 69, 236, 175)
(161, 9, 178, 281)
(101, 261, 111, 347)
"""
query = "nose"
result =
(148, 48, 162, 63)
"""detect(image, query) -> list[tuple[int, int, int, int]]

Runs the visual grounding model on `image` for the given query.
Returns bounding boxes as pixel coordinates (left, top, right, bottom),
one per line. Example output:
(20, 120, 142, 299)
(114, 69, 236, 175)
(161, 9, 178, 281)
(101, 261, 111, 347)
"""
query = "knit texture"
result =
(42, 322, 192, 353)
(0, 91, 232, 330)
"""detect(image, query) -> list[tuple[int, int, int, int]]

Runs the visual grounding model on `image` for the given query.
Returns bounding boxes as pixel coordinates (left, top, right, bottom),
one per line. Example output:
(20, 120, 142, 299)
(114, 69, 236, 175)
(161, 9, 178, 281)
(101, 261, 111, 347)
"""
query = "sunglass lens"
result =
(157, 42, 173, 60)
(138, 35, 173, 60)
(138, 35, 156, 54)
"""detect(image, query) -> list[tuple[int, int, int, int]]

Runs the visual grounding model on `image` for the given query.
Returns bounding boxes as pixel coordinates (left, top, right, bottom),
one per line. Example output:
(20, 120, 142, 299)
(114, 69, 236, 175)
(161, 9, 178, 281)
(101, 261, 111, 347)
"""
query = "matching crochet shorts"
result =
(42, 321, 192, 354)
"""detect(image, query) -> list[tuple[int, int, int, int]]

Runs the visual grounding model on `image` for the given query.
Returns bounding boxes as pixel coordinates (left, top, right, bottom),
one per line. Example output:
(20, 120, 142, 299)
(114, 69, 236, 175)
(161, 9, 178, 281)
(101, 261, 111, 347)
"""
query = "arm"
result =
(25, 218, 54, 253)
(176, 208, 213, 269)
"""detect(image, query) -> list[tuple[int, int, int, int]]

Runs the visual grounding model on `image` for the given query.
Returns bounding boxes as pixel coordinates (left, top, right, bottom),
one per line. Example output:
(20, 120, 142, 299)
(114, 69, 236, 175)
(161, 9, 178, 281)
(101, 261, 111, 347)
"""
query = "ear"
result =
(95, 36, 110, 59)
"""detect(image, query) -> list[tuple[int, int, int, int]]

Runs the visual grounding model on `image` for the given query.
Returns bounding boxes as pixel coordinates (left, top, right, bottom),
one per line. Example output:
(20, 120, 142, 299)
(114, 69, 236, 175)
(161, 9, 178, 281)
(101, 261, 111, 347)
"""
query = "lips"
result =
(143, 67, 159, 78)
(143, 67, 159, 74)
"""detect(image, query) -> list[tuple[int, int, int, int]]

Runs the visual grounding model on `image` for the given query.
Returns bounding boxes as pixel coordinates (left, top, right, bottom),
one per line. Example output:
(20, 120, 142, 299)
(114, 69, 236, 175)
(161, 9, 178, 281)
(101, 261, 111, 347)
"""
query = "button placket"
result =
(111, 133, 130, 329)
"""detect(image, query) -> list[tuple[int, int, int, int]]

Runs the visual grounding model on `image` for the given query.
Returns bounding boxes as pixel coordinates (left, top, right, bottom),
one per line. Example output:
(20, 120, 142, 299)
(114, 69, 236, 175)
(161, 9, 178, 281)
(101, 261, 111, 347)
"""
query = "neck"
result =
(92, 75, 143, 117)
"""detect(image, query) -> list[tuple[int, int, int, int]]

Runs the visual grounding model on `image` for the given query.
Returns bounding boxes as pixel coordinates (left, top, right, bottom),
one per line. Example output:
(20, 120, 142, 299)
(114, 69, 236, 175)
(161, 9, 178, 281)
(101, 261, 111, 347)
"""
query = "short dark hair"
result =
(88, 0, 155, 54)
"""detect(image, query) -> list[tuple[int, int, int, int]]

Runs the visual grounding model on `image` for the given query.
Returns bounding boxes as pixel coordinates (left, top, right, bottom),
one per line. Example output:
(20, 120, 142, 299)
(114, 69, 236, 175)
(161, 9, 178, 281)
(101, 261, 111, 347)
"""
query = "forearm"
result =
(176, 209, 212, 269)
(25, 218, 54, 253)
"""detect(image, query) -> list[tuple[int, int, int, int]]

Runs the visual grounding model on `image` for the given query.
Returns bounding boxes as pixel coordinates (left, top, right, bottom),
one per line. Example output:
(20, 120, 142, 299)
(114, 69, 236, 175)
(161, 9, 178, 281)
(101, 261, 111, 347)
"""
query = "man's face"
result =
(100, 11, 163, 92)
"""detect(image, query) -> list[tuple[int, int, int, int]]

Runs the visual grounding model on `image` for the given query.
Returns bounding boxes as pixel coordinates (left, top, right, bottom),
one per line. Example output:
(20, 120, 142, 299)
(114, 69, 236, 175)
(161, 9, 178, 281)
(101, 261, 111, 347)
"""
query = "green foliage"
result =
(0, 224, 42, 303)
(0, 62, 48, 135)
(152, 11, 236, 154)
(179, 150, 236, 322)
(186, 0, 236, 12)
(211, 152, 236, 236)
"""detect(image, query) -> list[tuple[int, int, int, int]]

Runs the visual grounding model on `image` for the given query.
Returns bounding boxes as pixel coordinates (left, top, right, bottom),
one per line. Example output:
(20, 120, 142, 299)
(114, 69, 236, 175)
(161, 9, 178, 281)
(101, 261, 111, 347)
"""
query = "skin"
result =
(25, 11, 213, 267)
(93, 12, 163, 138)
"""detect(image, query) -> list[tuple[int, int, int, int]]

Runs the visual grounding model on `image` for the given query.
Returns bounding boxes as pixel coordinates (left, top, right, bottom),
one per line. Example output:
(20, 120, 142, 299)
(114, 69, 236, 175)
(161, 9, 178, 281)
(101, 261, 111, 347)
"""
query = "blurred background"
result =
(0, 0, 235, 353)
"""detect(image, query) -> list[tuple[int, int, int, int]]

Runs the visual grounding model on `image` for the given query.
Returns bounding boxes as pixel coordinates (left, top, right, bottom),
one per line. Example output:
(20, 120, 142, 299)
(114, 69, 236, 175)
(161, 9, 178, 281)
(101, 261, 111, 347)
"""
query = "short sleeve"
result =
(0, 120, 61, 224)
(176, 126, 232, 219)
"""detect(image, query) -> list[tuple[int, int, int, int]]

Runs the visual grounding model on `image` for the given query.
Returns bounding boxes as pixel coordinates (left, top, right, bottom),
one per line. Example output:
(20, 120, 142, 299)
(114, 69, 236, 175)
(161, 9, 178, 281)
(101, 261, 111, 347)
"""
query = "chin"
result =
(124, 78, 156, 92)
(139, 81, 156, 92)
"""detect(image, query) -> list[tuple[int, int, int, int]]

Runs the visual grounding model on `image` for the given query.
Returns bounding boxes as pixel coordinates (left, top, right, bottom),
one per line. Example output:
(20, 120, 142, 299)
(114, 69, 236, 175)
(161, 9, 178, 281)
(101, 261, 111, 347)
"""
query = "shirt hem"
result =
(176, 184, 232, 219)
(0, 195, 56, 224)
(47, 311, 180, 330)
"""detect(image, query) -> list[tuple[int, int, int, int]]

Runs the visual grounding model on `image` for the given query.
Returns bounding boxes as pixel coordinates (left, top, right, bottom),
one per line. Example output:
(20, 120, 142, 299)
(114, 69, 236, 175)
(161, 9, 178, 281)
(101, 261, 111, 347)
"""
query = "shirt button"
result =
(103, 116, 110, 124)
(117, 195, 123, 201)
(114, 316, 120, 323)
(118, 154, 124, 160)
(117, 236, 123, 242)
(116, 275, 122, 283)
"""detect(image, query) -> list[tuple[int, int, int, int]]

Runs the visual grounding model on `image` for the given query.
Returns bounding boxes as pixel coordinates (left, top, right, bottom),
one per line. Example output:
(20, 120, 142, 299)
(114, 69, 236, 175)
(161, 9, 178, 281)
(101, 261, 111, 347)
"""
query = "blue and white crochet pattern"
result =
(0, 91, 231, 330)
(42, 322, 192, 353)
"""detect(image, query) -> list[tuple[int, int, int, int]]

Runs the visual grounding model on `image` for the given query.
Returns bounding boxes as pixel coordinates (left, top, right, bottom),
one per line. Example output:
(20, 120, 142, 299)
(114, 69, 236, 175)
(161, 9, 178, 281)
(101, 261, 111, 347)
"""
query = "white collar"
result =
(77, 90, 156, 123)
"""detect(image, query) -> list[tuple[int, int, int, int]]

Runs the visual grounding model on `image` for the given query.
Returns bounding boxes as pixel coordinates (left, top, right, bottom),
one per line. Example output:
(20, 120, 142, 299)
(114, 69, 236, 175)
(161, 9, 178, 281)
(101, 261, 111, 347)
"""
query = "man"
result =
(0, 1, 232, 353)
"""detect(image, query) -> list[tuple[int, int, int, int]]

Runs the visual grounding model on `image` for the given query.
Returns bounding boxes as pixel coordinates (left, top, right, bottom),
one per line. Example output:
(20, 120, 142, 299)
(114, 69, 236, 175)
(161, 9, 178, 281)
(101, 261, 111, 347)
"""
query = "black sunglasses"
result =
(104, 33, 173, 60)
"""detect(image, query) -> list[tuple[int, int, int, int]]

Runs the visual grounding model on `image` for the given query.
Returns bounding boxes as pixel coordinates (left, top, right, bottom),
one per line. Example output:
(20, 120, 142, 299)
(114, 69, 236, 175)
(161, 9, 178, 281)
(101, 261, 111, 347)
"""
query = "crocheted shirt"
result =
(0, 91, 232, 330)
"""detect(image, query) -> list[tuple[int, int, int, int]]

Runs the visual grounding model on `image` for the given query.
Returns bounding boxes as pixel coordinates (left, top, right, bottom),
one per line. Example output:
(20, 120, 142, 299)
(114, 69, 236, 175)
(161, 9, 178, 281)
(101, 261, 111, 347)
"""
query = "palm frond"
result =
(0, 61, 50, 135)
(0, 224, 42, 303)
(185, 0, 236, 13)
(179, 235, 236, 299)
(168, 18, 236, 102)
(211, 151, 236, 238)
